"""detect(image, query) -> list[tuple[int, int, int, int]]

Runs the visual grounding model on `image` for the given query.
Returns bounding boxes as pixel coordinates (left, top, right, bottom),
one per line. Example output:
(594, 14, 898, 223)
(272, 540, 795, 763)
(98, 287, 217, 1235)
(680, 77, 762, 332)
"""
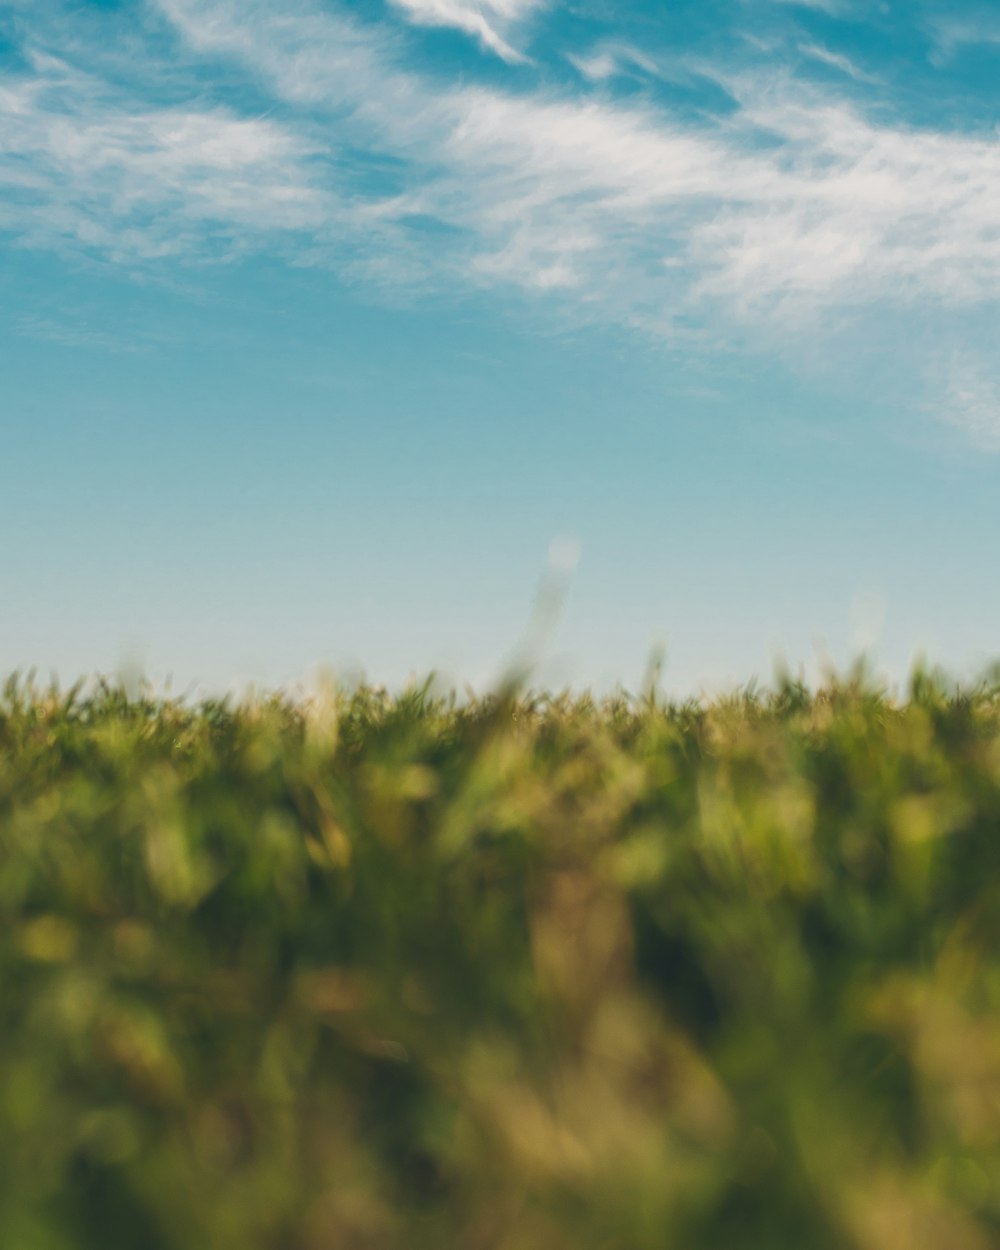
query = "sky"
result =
(3, 0, 1000, 697)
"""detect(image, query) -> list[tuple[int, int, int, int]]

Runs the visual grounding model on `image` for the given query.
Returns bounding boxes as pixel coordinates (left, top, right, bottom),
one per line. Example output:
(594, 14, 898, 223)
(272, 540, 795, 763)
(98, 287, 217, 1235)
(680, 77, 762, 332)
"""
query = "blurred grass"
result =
(1, 664, 1000, 1248)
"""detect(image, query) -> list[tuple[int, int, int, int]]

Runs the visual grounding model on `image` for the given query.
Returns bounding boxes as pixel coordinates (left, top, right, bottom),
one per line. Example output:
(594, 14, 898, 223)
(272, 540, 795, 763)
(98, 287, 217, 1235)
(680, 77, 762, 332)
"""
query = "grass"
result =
(1, 664, 999, 1249)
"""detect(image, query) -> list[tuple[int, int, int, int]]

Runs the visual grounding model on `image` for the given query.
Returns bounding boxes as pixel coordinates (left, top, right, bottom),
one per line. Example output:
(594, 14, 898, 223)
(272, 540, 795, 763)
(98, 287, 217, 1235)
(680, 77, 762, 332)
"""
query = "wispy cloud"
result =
(7, 0, 1000, 443)
(14, 312, 155, 353)
(11, 1, 1000, 316)
(0, 49, 331, 262)
(927, 13, 1000, 64)
(567, 42, 659, 83)
(387, 0, 545, 62)
(797, 42, 879, 83)
(766, 0, 852, 15)
(939, 353, 1000, 450)
(145, 3, 1000, 315)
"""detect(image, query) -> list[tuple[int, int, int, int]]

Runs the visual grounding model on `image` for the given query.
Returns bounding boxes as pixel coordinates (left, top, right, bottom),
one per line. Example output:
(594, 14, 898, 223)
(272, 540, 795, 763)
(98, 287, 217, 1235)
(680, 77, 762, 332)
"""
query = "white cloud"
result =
(0, 53, 331, 262)
(14, 313, 150, 353)
(145, 3, 1000, 318)
(151, 0, 394, 107)
(15, 0, 1000, 320)
(928, 14, 1000, 63)
(798, 42, 878, 83)
(9, 0, 1000, 445)
(567, 42, 659, 82)
(766, 0, 852, 14)
(939, 354, 1000, 449)
(387, 0, 544, 62)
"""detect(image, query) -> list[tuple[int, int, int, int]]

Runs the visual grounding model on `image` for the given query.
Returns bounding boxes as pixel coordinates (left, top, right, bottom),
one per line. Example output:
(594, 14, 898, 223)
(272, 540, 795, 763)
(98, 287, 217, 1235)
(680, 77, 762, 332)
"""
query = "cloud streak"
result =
(939, 353, 1000, 450)
(567, 42, 660, 83)
(388, 0, 545, 62)
(928, 13, 1000, 63)
(0, 49, 331, 262)
(5, 0, 1000, 442)
(141, 2, 1000, 316)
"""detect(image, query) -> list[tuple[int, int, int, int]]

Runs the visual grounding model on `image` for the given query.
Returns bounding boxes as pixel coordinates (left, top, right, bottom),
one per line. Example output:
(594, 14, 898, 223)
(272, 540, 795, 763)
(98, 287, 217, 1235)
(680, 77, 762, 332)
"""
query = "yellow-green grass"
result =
(1, 667, 999, 1249)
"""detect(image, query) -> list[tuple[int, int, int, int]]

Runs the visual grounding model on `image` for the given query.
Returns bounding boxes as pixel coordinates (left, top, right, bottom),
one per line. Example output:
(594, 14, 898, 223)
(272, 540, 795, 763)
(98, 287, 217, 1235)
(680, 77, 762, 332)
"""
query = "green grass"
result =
(1, 665, 999, 1249)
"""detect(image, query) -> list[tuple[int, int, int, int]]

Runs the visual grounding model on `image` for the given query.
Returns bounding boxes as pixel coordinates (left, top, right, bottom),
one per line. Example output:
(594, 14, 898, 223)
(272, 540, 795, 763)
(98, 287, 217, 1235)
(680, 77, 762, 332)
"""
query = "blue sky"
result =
(3, 0, 1000, 695)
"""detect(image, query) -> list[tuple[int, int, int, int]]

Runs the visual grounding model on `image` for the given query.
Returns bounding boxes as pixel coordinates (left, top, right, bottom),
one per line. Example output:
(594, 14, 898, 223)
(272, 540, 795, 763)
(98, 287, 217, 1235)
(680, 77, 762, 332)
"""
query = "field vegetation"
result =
(1, 665, 999, 1249)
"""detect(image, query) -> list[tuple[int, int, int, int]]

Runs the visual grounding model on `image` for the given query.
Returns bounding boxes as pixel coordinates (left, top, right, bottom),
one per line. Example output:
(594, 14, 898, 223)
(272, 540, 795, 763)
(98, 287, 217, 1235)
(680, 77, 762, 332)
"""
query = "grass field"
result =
(1, 666, 999, 1249)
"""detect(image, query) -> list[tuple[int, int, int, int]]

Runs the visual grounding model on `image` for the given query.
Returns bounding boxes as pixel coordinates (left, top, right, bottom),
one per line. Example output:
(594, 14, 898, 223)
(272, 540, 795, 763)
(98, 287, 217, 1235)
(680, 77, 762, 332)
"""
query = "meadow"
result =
(1, 665, 999, 1249)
